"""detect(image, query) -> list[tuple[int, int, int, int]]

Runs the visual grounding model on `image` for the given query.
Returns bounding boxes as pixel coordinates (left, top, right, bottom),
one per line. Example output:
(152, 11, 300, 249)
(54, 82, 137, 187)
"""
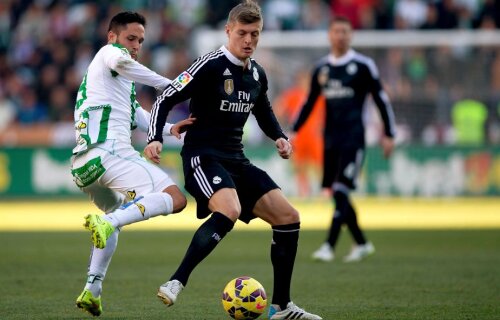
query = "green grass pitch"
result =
(1, 229, 499, 319)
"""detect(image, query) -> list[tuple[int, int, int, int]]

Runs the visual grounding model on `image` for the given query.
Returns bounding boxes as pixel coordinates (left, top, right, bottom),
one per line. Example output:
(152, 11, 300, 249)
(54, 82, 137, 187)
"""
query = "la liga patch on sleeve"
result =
(171, 71, 193, 91)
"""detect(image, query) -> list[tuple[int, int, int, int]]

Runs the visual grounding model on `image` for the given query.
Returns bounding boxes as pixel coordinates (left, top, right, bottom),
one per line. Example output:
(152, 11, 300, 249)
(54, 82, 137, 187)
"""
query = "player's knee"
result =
(286, 207, 300, 224)
(219, 207, 241, 222)
(163, 185, 188, 213)
(172, 193, 188, 213)
(271, 206, 300, 225)
(332, 208, 346, 223)
(333, 186, 350, 200)
(208, 190, 241, 222)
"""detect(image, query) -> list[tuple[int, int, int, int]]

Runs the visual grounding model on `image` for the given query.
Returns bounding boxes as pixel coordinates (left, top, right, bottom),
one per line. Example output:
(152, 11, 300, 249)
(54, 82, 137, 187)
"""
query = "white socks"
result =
(83, 192, 173, 297)
(85, 228, 119, 297)
(103, 192, 173, 228)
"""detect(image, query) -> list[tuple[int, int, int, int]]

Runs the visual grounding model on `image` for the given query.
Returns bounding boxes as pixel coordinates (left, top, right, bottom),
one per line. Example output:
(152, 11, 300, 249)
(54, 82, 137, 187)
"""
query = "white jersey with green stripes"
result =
(73, 43, 168, 154)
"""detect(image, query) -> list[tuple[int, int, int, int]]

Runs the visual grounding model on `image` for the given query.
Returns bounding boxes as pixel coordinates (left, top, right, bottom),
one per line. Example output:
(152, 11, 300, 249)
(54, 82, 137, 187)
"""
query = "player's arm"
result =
(102, 44, 170, 91)
(147, 70, 197, 144)
(134, 107, 195, 139)
(145, 66, 199, 163)
(252, 70, 288, 142)
(253, 93, 288, 141)
(251, 70, 291, 159)
(367, 60, 396, 158)
(292, 66, 322, 133)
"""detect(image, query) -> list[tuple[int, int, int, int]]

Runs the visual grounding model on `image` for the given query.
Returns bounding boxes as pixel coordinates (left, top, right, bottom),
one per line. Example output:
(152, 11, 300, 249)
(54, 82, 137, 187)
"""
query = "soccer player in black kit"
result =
(144, 1, 322, 319)
(292, 16, 396, 263)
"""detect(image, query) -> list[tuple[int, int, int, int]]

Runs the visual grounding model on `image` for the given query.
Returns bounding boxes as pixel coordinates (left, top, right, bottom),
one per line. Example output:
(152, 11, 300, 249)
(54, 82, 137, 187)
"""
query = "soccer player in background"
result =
(144, 1, 322, 319)
(71, 11, 193, 316)
(292, 16, 396, 263)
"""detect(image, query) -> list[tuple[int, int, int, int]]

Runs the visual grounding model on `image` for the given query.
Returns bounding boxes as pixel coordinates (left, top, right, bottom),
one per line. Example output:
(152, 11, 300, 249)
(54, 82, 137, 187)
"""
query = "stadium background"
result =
(0, 0, 499, 199)
(0, 1, 499, 319)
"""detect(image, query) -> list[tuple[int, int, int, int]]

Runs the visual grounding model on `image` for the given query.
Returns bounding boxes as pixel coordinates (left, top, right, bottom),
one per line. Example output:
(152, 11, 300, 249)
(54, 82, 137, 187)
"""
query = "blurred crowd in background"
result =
(0, 0, 500, 146)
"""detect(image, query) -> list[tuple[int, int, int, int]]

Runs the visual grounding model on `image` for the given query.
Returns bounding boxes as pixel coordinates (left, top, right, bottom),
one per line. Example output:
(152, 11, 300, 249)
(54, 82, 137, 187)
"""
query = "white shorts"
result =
(71, 140, 175, 213)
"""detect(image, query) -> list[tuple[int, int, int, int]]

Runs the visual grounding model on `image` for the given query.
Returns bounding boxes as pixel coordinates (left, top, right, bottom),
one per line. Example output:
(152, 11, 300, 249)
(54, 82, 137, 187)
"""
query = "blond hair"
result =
(227, 0, 262, 26)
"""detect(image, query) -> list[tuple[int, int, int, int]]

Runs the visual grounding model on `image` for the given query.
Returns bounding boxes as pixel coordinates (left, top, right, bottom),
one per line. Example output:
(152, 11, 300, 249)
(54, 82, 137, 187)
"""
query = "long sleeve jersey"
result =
(148, 46, 287, 157)
(293, 49, 396, 148)
(73, 43, 172, 155)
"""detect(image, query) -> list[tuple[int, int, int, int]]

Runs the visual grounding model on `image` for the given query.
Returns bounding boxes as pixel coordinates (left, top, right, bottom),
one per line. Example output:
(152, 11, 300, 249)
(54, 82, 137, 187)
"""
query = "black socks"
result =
(171, 212, 234, 286)
(270, 223, 300, 310)
(327, 190, 366, 246)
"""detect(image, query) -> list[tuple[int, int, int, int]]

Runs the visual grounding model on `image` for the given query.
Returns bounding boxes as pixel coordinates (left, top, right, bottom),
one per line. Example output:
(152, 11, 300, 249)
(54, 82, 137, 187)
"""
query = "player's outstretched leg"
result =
(157, 280, 184, 307)
(156, 212, 234, 307)
(268, 302, 322, 320)
(84, 192, 177, 249)
(76, 289, 103, 317)
(84, 214, 115, 249)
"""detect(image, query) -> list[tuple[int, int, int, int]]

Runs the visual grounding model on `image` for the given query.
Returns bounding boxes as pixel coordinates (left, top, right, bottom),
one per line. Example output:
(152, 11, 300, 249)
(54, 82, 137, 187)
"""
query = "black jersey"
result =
(293, 49, 396, 148)
(148, 46, 287, 157)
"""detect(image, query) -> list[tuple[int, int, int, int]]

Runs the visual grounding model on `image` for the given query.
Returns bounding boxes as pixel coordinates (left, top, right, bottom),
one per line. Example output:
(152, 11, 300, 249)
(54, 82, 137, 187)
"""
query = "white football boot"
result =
(269, 302, 322, 319)
(343, 242, 375, 262)
(311, 243, 334, 262)
(157, 280, 184, 307)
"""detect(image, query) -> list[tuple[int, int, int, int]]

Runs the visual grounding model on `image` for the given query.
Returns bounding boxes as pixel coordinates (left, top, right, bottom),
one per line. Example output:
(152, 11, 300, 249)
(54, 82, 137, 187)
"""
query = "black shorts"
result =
(322, 147, 365, 190)
(182, 152, 279, 223)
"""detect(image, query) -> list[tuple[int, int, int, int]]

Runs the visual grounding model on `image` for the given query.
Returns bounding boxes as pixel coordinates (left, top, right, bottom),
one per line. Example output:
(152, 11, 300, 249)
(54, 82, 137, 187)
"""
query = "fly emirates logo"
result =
(324, 79, 354, 99)
(220, 91, 254, 113)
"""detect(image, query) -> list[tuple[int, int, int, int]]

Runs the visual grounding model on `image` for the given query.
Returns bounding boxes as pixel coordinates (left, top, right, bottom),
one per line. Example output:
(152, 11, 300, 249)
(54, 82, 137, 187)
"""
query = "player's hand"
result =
(276, 137, 292, 159)
(381, 136, 395, 159)
(171, 117, 196, 139)
(144, 141, 163, 164)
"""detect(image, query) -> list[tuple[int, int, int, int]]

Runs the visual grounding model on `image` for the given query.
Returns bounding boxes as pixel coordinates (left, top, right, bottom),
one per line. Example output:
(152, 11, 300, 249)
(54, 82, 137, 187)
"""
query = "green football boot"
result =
(76, 289, 102, 317)
(83, 214, 115, 249)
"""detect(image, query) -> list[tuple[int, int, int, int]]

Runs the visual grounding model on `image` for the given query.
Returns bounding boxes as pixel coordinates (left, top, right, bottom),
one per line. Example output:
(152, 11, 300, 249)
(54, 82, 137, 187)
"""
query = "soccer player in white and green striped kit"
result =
(71, 11, 193, 317)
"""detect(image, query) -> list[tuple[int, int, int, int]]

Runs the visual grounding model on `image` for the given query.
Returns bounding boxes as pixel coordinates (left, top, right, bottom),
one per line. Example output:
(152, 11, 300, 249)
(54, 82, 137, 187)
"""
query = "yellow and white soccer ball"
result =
(221, 276, 267, 319)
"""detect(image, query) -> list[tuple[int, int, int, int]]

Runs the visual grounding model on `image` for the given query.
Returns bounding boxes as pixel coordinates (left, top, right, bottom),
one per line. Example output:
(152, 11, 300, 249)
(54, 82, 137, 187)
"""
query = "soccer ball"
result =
(221, 276, 267, 319)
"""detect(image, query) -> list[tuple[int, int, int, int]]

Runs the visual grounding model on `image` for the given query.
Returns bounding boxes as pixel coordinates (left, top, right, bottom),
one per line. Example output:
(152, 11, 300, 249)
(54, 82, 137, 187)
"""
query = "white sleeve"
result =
(102, 45, 171, 91)
(135, 107, 174, 136)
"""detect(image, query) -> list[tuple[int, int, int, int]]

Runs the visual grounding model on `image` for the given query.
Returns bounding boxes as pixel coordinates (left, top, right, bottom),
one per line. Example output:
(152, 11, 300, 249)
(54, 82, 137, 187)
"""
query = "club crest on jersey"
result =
(212, 176, 222, 184)
(76, 121, 87, 130)
(253, 67, 259, 81)
(171, 71, 193, 91)
(224, 79, 234, 95)
(347, 63, 358, 75)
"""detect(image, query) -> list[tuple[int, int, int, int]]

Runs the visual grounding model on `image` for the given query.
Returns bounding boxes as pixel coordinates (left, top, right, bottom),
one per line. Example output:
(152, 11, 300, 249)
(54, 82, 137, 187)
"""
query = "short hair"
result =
(108, 11, 146, 33)
(227, 0, 262, 25)
(330, 16, 352, 27)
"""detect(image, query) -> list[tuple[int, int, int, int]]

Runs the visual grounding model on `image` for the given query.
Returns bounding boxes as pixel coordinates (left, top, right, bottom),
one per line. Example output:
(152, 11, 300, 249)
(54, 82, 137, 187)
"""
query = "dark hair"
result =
(108, 11, 146, 33)
(330, 16, 352, 27)
(227, 0, 262, 25)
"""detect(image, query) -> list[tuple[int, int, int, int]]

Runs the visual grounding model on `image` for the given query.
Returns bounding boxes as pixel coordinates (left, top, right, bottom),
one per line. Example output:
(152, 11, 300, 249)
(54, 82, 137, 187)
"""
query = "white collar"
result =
(328, 49, 355, 66)
(220, 45, 252, 70)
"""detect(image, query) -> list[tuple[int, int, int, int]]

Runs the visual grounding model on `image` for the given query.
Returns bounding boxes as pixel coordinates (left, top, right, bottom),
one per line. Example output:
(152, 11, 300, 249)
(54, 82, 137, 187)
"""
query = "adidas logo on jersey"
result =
(223, 68, 232, 76)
